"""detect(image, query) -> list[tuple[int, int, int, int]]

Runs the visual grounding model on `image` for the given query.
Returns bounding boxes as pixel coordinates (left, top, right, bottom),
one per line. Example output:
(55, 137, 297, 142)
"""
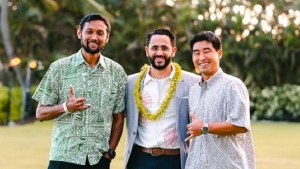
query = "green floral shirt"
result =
(32, 49, 127, 165)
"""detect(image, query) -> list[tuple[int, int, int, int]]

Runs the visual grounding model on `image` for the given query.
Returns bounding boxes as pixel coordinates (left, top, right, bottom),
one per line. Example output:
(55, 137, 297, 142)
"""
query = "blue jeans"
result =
(127, 146, 181, 169)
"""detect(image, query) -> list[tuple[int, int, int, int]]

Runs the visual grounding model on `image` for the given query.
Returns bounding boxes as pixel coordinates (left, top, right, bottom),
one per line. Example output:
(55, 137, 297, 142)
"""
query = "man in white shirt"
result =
(185, 31, 255, 169)
(125, 29, 199, 169)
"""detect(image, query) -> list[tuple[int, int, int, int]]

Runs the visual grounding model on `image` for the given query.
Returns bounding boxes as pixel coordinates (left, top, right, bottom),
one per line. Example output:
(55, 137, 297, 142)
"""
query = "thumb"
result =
(68, 85, 75, 98)
(189, 113, 196, 121)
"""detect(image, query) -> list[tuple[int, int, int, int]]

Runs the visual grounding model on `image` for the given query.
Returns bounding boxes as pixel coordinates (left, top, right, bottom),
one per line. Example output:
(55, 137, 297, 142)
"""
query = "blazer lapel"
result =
(175, 79, 185, 114)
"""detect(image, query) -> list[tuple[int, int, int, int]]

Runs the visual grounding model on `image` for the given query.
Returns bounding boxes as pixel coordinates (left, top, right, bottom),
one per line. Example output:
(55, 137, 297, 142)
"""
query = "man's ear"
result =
(77, 29, 81, 39)
(145, 46, 149, 57)
(218, 49, 223, 60)
(172, 46, 177, 57)
(105, 34, 110, 43)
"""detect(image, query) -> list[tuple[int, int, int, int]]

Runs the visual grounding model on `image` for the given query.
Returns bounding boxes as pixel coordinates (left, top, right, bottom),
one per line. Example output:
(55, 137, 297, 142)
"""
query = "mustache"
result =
(88, 40, 100, 44)
(153, 55, 165, 58)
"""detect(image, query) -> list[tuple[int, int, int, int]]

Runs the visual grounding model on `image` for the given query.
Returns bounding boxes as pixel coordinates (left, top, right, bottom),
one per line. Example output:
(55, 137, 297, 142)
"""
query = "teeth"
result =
(89, 41, 98, 44)
(200, 63, 208, 66)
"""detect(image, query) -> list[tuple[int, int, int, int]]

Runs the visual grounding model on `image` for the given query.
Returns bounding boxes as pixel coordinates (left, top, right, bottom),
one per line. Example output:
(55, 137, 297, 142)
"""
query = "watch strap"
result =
(63, 102, 70, 114)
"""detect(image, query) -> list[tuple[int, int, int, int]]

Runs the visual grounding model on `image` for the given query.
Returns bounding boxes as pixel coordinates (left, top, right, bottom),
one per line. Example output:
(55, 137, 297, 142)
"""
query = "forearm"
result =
(109, 112, 124, 150)
(186, 114, 249, 141)
(36, 102, 65, 122)
(208, 122, 247, 135)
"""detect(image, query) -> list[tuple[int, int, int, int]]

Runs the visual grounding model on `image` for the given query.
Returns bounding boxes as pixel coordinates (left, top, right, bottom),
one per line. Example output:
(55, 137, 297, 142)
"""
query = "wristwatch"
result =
(201, 122, 209, 134)
(107, 149, 116, 159)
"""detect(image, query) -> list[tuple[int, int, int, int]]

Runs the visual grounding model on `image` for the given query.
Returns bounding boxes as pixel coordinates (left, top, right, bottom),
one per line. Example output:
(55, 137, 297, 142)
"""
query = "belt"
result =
(134, 145, 180, 156)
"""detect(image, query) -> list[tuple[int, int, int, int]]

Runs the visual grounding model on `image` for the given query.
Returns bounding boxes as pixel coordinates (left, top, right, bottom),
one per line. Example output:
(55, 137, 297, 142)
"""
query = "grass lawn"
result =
(0, 120, 299, 169)
(251, 121, 300, 169)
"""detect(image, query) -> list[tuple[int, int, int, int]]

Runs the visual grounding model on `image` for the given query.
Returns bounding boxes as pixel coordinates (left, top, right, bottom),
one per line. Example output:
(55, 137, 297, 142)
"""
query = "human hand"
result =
(103, 152, 113, 160)
(185, 113, 203, 141)
(65, 85, 91, 113)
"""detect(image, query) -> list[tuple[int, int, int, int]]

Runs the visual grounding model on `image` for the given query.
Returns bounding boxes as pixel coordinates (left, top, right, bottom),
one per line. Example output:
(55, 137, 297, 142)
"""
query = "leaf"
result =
(163, 127, 178, 147)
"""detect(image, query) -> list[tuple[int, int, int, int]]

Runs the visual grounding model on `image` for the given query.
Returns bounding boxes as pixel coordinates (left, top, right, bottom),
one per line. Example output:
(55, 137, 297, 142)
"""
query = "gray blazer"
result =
(124, 70, 200, 169)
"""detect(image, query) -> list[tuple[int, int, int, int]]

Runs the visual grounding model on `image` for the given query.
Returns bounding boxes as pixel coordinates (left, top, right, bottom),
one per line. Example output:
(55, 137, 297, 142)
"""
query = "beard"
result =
(148, 55, 172, 70)
(81, 40, 104, 54)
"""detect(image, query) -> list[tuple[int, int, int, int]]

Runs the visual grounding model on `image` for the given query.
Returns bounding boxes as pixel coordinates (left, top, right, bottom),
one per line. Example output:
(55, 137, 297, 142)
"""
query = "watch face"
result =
(202, 126, 208, 134)
(108, 149, 116, 159)
(202, 123, 209, 134)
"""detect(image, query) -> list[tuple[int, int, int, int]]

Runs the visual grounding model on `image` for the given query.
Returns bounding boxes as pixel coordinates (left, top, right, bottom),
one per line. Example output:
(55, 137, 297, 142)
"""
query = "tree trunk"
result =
(1, 0, 26, 123)
(1, 0, 25, 88)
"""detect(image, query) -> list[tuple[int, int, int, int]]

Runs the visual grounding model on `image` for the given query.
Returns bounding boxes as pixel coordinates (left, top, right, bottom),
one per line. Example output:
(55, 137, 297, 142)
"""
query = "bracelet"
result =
(63, 102, 71, 114)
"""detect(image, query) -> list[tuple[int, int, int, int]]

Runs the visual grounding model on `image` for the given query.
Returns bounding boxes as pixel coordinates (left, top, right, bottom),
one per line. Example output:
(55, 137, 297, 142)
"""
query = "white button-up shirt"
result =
(135, 66, 179, 149)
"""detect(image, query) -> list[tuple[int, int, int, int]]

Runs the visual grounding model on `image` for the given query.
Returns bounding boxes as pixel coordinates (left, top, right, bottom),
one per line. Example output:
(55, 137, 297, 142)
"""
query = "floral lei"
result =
(134, 62, 182, 120)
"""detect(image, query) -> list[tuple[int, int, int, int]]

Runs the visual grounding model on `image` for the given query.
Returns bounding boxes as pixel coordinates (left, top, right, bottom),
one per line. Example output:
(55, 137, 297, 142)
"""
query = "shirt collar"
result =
(144, 64, 176, 84)
(74, 49, 106, 69)
(199, 68, 223, 88)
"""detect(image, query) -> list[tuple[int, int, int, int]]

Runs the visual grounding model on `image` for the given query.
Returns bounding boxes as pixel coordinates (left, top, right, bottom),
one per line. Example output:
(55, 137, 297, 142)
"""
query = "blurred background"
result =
(1, 1, 300, 169)
(1, 0, 300, 125)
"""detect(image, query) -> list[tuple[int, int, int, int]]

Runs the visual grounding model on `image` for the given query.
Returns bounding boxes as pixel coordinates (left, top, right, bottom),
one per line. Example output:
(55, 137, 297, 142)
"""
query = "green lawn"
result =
(0, 120, 299, 169)
(251, 121, 300, 169)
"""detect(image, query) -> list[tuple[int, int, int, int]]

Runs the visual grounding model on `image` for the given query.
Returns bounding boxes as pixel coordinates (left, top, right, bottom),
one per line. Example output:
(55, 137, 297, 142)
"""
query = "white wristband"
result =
(63, 102, 70, 114)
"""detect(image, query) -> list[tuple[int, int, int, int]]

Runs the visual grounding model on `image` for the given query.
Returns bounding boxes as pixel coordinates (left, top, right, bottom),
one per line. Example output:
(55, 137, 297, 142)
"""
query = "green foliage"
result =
(2, 0, 300, 122)
(250, 84, 300, 121)
(2, 0, 300, 87)
(0, 88, 9, 124)
(0, 87, 22, 124)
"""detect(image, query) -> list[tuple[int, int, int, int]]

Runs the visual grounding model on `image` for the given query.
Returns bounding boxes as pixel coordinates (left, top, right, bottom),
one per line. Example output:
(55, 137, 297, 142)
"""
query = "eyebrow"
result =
(151, 45, 169, 47)
(193, 49, 200, 53)
(85, 28, 105, 32)
(203, 47, 211, 51)
(193, 47, 212, 54)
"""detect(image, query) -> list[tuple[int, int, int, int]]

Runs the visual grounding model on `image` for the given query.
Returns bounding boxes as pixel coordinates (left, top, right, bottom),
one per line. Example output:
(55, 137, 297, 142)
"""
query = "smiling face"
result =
(77, 20, 109, 55)
(145, 34, 176, 70)
(192, 40, 222, 80)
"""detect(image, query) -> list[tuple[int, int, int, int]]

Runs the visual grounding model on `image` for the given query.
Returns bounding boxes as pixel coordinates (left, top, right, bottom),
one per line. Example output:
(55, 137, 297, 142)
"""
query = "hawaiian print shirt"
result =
(185, 69, 255, 169)
(32, 49, 127, 165)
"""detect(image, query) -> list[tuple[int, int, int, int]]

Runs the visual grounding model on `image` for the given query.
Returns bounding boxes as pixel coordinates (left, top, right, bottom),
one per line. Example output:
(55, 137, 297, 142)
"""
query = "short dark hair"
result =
(189, 31, 222, 51)
(146, 29, 176, 47)
(79, 13, 111, 33)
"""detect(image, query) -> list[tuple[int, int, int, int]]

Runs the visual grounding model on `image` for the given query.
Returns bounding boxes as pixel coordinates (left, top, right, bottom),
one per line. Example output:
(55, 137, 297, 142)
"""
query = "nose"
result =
(193, 52, 205, 60)
(156, 49, 164, 55)
(199, 53, 205, 60)
(90, 33, 98, 40)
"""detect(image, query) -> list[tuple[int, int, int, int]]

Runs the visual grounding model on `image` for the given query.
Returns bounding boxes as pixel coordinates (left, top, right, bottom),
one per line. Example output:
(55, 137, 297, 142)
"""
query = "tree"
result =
(1, 0, 25, 89)
(93, 0, 300, 88)
(0, 0, 112, 121)
(1, 0, 300, 121)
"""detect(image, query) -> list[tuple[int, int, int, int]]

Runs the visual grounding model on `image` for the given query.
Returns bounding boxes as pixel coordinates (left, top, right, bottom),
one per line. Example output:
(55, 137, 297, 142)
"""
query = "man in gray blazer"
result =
(125, 29, 200, 169)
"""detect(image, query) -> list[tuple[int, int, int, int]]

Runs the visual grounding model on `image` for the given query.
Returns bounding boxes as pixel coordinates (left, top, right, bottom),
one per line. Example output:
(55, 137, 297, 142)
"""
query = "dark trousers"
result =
(127, 146, 181, 169)
(48, 156, 111, 169)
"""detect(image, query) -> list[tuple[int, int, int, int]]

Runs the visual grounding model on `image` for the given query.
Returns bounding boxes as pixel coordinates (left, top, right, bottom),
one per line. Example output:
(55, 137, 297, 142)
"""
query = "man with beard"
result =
(125, 29, 200, 169)
(32, 13, 127, 169)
